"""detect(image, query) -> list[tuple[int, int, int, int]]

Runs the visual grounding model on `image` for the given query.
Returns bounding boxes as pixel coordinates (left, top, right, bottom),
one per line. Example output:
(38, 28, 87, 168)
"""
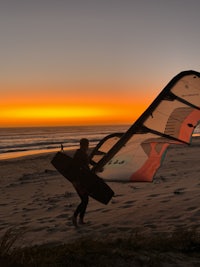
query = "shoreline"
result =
(0, 147, 76, 161)
(0, 124, 129, 161)
(0, 146, 96, 162)
(1, 134, 200, 161)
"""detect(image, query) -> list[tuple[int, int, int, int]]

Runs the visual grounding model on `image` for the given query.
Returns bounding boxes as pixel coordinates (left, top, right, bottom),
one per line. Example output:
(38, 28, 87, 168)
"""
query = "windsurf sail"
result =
(90, 70, 200, 182)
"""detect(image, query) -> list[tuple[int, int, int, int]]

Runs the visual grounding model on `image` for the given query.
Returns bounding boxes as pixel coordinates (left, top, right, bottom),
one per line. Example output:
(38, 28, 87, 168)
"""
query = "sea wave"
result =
(0, 125, 128, 159)
(1, 124, 199, 160)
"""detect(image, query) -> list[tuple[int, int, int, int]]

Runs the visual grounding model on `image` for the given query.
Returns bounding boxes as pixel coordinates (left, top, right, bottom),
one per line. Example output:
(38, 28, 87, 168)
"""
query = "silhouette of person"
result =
(61, 143, 64, 151)
(72, 138, 90, 227)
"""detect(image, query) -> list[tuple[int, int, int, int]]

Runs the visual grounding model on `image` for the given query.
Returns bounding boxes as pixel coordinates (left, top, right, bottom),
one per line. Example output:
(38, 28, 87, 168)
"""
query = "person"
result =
(71, 138, 90, 227)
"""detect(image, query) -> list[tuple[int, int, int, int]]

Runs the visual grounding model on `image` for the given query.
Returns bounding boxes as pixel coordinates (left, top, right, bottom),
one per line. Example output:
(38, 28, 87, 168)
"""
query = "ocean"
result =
(0, 125, 130, 160)
(1, 124, 200, 160)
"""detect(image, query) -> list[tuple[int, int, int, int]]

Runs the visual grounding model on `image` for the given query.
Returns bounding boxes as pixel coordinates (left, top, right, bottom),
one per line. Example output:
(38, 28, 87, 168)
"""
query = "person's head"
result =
(80, 138, 89, 151)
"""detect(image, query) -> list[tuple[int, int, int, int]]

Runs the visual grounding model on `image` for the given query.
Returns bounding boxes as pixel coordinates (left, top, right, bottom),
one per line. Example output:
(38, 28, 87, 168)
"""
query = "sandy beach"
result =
(1, 138, 200, 255)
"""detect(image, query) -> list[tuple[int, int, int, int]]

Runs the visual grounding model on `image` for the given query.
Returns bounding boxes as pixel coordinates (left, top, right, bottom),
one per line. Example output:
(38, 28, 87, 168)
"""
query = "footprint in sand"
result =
(148, 194, 160, 198)
(89, 208, 103, 213)
(124, 200, 137, 204)
(56, 213, 69, 219)
(0, 222, 10, 230)
(130, 186, 141, 190)
(121, 200, 136, 208)
(22, 207, 37, 212)
(101, 209, 110, 213)
(63, 204, 73, 210)
(182, 198, 190, 202)
(185, 206, 197, 211)
(193, 210, 200, 217)
(174, 189, 185, 195)
(102, 223, 110, 227)
(144, 223, 157, 229)
(167, 215, 181, 220)
(32, 226, 47, 232)
(160, 199, 169, 203)
(0, 203, 7, 207)
(111, 199, 119, 204)
(20, 221, 31, 226)
(37, 217, 51, 223)
(46, 226, 58, 233)
(46, 206, 57, 211)
(115, 226, 131, 232)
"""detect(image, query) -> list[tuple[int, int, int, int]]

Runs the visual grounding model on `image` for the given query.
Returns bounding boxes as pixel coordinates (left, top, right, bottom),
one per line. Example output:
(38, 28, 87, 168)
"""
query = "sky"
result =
(1, 0, 200, 127)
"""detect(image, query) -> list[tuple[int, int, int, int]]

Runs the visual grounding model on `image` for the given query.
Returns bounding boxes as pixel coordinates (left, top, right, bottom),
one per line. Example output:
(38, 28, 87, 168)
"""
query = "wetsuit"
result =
(72, 148, 89, 222)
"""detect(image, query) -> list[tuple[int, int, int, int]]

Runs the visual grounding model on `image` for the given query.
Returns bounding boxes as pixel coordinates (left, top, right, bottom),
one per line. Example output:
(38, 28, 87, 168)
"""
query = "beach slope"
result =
(1, 139, 200, 264)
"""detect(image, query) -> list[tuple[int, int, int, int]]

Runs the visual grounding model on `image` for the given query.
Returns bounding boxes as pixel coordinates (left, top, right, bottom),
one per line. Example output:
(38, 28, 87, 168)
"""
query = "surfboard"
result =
(51, 152, 114, 205)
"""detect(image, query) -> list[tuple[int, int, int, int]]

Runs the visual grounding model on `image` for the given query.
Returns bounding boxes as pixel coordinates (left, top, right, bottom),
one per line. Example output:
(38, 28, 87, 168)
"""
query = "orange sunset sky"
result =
(1, 81, 155, 127)
(1, 1, 200, 127)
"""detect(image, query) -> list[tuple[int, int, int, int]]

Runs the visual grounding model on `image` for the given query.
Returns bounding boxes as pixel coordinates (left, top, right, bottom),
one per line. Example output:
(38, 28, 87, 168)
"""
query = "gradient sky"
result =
(1, 0, 200, 127)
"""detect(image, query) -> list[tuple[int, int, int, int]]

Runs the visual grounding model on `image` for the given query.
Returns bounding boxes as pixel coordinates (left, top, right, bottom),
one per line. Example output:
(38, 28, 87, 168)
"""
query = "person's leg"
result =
(79, 194, 89, 224)
(72, 190, 88, 226)
(72, 189, 81, 226)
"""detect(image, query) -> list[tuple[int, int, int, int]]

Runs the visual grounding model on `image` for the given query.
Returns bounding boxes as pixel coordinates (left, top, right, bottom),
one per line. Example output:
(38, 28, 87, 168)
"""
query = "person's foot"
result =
(72, 215, 78, 227)
(79, 218, 86, 225)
